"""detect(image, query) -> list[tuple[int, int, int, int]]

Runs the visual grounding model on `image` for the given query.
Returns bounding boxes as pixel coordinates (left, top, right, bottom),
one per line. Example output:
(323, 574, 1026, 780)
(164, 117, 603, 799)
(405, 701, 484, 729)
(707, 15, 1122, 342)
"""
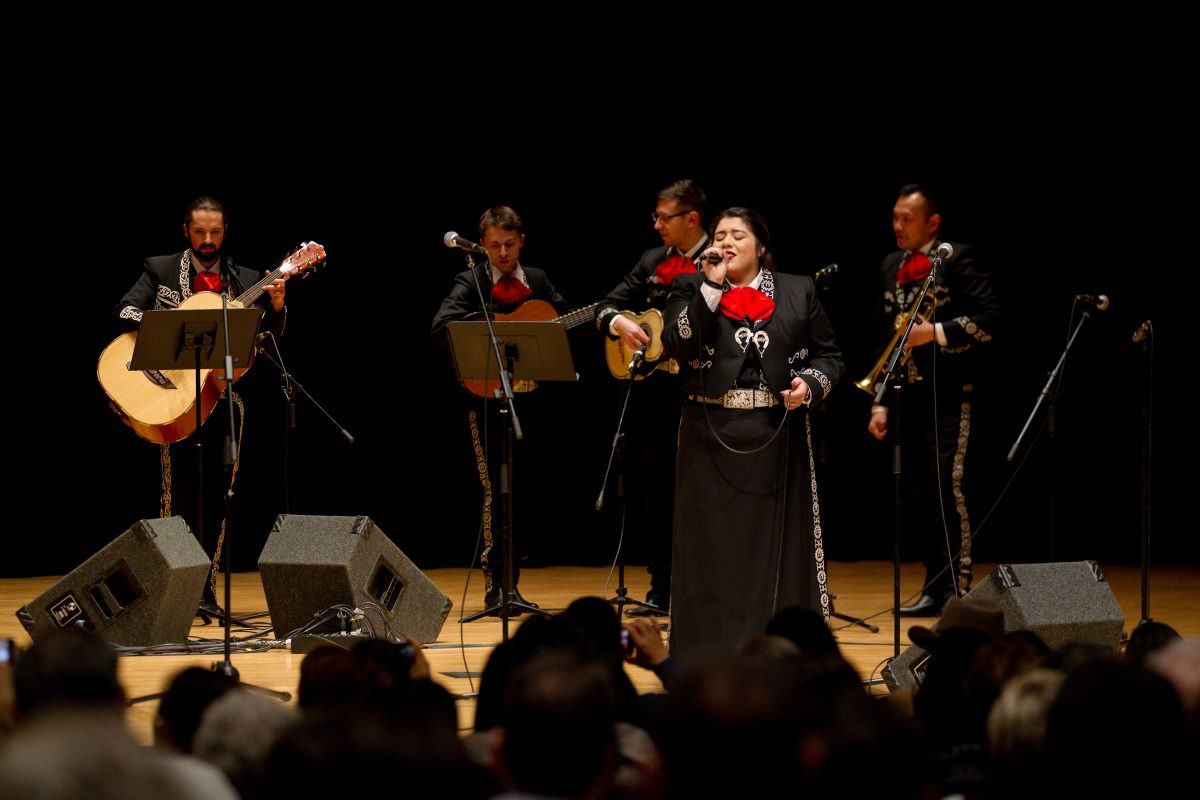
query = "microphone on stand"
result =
(929, 242, 954, 268)
(815, 263, 839, 278)
(443, 231, 489, 255)
(1076, 293, 1111, 312)
(626, 342, 649, 374)
(1132, 319, 1151, 343)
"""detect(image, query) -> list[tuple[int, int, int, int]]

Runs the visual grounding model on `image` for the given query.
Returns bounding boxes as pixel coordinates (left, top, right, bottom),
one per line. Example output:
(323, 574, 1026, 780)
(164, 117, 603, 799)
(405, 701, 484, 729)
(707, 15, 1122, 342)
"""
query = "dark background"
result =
(7, 36, 1188, 580)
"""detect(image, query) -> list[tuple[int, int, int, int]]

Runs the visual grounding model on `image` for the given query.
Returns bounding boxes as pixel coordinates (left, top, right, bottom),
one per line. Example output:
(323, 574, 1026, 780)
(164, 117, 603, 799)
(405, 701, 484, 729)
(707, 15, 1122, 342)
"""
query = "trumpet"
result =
(855, 292, 941, 394)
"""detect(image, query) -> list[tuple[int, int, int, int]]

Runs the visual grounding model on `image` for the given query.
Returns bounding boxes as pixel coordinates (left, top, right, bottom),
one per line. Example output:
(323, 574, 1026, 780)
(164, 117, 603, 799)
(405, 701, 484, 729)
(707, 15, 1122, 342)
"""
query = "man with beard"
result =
(113, 197, 288, 618)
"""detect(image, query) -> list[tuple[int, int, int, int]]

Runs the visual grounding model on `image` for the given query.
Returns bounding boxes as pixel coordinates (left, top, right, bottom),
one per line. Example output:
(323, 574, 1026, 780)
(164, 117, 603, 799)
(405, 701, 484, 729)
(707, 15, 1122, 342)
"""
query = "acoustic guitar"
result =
(459, 300, 598, 398)
(603, 309, 679, 380)
(97, 242, 327, 444)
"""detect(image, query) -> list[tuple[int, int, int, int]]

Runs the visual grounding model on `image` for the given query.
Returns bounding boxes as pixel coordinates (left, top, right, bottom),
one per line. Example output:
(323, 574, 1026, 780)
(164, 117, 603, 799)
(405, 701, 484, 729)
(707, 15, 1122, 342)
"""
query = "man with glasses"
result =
(594, 179, 708, 618)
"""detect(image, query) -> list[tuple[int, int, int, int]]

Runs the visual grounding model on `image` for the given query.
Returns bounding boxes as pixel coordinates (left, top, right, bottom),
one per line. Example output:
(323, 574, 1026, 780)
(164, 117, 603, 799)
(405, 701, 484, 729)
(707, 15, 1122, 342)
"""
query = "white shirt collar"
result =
(490, 262, 527, 286)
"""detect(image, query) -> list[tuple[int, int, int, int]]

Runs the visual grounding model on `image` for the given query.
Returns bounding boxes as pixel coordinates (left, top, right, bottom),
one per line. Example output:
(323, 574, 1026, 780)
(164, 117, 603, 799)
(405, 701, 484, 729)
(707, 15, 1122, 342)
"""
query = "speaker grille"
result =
(882, 561, 1125, 692)
(16, 517, 210, 646)
(258, 515, 452, 643)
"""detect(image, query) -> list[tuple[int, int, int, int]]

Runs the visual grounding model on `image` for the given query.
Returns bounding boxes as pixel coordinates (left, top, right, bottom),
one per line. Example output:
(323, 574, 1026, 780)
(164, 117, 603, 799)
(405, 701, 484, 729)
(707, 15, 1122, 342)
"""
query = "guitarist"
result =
(593, 179, 708, 618)
(431, 206, 568, 615)
(112, 197, 289, 618)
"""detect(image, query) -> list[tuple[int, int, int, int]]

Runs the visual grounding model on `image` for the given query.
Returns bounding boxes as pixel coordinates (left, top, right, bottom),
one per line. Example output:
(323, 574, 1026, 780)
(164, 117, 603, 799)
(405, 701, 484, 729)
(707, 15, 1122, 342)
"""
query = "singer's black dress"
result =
(662, 268, 843, 666)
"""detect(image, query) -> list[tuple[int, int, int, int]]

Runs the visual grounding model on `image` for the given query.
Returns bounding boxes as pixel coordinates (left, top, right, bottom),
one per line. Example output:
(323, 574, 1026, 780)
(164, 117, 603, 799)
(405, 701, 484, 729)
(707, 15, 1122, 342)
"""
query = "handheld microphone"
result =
(1132, 320, 1151, 343)
(1076, 293, 1110, 311)
(443, 231, 488, 255)
(699, 250, 725, 265)
(627, 342, 650, 373)
(815, 263, 838, 278)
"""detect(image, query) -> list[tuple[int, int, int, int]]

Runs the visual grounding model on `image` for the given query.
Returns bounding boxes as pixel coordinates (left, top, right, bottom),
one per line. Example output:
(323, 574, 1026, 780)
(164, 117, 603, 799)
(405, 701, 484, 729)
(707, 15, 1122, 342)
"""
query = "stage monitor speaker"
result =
(883, 561, 1125, 692)
(15, 517, 210, 646)
(257, 515, 452, 643)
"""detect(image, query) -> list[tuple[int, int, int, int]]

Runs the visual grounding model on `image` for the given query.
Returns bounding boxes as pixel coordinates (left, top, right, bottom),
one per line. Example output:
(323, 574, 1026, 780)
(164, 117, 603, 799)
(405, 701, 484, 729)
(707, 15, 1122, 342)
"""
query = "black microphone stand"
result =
(596, 348, 657, 617)
(213, 293, 290, 700)
(813, 263, 877, 633)
(254, 332, 355, 514)
(457, 255, 549, 641)
(1007, 303, 1098, 570)
(875, 262, 942, 660)
(1135, 321, 1154, 625)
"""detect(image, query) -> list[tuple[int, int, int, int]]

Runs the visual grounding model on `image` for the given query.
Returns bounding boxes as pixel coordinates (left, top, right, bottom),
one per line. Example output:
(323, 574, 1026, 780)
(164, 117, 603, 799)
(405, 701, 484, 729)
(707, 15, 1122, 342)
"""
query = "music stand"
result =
(446, 319, 577, 639)
(130, 308, 290, 700)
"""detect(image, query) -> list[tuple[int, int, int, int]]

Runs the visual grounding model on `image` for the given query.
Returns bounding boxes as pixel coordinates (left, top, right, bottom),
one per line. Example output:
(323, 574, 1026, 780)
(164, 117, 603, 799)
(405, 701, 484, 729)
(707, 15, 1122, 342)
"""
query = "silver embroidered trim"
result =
(181, 249, 234, 301)
(688, 358, 713, 370)
(956, 315, 992, 343)
(760, 268, 775, 299)
(677, 306, 693, 340)
(179, 250, 193, 300)
(806, 415, 831, 622)
(800, 367, 832, 400)
(118, 306, 143, 322)
(952, 400, 973, 592)
(156, 285, 181, 307)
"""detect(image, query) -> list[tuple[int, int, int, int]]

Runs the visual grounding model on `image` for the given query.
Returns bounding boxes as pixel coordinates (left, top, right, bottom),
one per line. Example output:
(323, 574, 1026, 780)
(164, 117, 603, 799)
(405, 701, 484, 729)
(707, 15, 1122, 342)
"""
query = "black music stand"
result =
(446, 319, 577, 638)
(130, 308, 290, 700)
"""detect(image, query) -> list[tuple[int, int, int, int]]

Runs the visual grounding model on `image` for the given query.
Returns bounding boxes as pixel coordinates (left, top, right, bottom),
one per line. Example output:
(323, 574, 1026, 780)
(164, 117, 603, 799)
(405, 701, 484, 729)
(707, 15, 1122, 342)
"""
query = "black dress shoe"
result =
(897, 594, 948, 617)
(196, 600, 227, 625)
(626, 597, 669, 617)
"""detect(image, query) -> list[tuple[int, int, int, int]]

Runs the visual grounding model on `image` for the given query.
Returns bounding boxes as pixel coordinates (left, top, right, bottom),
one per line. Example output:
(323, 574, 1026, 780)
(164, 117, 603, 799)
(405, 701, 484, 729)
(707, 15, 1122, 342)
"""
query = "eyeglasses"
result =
(651, 209, 692, 224)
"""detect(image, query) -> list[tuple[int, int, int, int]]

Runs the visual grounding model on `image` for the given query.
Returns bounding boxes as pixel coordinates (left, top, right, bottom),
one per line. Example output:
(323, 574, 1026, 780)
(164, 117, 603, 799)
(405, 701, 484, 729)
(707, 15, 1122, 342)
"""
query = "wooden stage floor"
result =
(2, 561, 1196, 744)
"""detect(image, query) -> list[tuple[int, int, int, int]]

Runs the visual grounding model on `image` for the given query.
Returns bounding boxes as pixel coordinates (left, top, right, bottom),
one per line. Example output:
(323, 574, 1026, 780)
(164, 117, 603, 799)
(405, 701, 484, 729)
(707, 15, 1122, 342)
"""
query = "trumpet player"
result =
(867, 184, 1001, 617)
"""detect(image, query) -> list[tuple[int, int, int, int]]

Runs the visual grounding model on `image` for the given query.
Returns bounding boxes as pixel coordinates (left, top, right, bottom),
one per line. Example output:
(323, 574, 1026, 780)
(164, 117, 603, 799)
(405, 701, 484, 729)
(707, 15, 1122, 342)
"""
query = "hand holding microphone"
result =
(700, 246, 730, 285)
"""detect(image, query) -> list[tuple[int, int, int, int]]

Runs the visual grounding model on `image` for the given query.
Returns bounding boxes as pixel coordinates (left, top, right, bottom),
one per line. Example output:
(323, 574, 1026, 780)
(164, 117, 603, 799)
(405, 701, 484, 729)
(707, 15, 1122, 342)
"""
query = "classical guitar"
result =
(97, 242, 327, 444)
(603, 309, 679, 380)
(460, 300, 599, 398)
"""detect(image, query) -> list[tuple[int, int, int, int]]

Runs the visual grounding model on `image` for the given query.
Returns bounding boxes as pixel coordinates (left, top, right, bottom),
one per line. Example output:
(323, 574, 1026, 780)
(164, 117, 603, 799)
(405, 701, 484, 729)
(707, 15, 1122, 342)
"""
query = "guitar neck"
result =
(236, 268, 285, 307)
(556, 302, 600, 330)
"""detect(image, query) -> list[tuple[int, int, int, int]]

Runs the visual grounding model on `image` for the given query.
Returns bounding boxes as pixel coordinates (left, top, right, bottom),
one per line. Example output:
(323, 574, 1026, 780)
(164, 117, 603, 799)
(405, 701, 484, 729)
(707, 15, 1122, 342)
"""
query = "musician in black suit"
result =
(663, 206, 843, 664)
(867, 184, 1000, 617)
(431, 206, 567, 615)
(593, 179, 708, 617)
(112, 197, 288, 618)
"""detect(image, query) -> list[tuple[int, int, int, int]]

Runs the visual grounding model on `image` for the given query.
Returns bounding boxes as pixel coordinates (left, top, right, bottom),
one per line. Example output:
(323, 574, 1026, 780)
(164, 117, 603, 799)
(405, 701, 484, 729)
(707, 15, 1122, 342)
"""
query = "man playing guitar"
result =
(593, 179, 709, 618)
(431, 206, 569, 615)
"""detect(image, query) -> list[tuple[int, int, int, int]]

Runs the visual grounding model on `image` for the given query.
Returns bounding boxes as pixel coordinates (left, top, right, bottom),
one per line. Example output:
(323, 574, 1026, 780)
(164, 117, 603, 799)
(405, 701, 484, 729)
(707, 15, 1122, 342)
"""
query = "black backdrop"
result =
(9, 70, 1188, 580)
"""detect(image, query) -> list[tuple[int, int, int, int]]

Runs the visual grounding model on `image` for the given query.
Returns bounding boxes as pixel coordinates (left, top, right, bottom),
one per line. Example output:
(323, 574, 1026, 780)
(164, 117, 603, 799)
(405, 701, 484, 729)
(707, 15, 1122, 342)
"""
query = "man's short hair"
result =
(897, 183, 941, 217)
(658, 179, 707, 221)
(478, 206, 523, 237)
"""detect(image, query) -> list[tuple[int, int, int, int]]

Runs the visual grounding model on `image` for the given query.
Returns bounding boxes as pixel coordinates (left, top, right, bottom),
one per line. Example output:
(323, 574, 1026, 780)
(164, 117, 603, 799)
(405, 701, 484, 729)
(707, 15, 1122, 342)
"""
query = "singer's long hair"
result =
(708, 207, 777, 272)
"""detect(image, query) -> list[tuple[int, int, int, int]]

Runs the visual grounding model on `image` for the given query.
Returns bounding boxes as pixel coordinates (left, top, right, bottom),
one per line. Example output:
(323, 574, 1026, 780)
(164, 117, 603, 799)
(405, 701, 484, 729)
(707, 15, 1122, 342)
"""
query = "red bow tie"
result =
(193, 271, 224, 293)
(491, 274, 532, 308)
(897, 251, 932, 286)
(654, 254, 697, 287)
(719, 286, 776, 323)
